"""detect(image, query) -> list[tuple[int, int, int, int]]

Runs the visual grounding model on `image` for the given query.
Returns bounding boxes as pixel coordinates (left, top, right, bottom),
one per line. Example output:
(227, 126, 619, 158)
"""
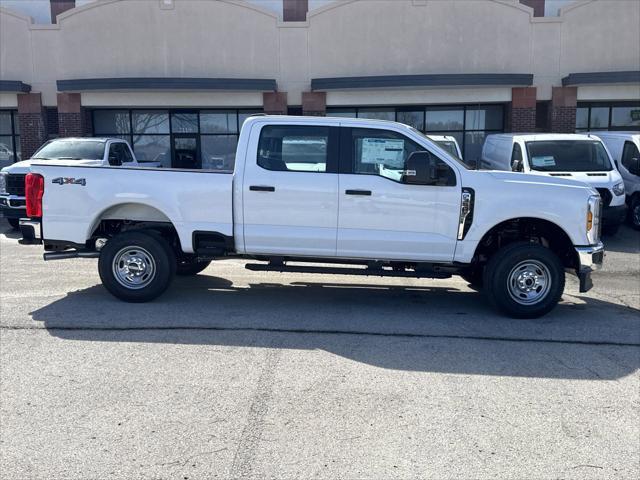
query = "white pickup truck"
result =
(0, 137, 153, 229)
(19, 116, 604, 318)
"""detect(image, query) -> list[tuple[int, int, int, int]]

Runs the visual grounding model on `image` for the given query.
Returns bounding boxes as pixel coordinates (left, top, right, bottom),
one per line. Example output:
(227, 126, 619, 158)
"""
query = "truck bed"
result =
(30, 163, 233, 253)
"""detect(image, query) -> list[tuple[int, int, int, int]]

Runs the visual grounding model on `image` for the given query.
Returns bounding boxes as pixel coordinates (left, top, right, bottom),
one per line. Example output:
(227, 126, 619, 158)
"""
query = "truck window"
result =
(511, 143, 523, 171)
(351, 128, 455, 185)
(258, 125, 329, 173)
(621, 141, 640, 170)
(525, 140, 613, 172)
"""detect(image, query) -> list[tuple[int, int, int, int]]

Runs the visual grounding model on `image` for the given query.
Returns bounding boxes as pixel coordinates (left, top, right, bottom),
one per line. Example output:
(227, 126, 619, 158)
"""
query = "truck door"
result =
(242, 123, 340, 256)
(337, 127, 461, 262)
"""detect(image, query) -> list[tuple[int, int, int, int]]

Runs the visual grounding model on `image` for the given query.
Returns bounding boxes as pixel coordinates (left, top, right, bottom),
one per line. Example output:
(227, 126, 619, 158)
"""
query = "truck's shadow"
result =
(29, 274, 640, 380)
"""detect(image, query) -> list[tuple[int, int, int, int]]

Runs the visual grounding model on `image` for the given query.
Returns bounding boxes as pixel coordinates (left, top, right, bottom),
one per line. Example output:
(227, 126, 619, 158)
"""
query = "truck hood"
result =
(524, 169, 623, 188)
(483, 170, 597, 192)
(1, 158, 104, 174)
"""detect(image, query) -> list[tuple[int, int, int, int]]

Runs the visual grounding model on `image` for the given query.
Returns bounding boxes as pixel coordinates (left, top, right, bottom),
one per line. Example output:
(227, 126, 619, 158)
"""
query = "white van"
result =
(588, 131, 640, 230)
(426, 135, 463, 160)
(481, 133, 627, 234)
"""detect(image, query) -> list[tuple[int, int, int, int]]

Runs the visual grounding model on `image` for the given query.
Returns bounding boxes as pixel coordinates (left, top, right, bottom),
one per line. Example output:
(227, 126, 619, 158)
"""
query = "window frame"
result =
(0, 110, 21, 164)
(340, 126, 457, 187)
(576, 101, 640, 132)
(256, 124, 339, 174)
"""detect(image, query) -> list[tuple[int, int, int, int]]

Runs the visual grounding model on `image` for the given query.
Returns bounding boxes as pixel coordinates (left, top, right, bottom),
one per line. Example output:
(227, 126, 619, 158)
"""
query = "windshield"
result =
(525, 140, 612, 172)
(32, 140, 105, 161)
(411, 128, 468, 169)
(433, 140, 460, 159)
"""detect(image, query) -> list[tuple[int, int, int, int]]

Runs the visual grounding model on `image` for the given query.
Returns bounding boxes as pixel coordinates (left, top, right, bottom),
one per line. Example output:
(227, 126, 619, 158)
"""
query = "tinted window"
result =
(93, 110, 131, 134)
(258, 125, 329, 173)
(525, 140, 613, 172)
(34, 140, 105, 160)
(107, 143, 131, 166)
(351, 128, 455, 185)
(621, 141, 640, 170)
(132, 111, 169, 134)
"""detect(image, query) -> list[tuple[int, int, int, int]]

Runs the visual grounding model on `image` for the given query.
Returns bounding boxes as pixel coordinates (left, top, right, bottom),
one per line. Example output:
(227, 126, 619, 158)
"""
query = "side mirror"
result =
(403, 151, 454, 186)
(511, 158, 523, 172)
(629, 157, 640, 176)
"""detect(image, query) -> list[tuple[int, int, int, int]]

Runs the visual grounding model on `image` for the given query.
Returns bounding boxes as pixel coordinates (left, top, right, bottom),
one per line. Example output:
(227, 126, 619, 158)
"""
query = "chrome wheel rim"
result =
(507, 260, 551, 305)
(112, 246, 156, 290)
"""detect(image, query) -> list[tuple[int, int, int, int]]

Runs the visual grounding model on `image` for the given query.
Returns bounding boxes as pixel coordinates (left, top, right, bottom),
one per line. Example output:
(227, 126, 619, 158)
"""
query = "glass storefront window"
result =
(171, 112, 198, 133)
(0, 111, 12, 134)
(357, 108, 395, 121)
(397, 110, 424, 131)
(201, 135, 238, 171)
(426, 108, 464, 131)
(327, 109, 357, 118)
(612, 106, 640, 127)
(93, 110, 131, 134)
(200, 111, 238, 134)
(0, 135, 16, 168)
(132, 111, 170, 134)
(465, 106, 503, 131)
(589, 107, 609, 129)
(133, 135, 171, 167)
(464, 131, 488, 163)
(576, 107, 589, 130)
(239, 111, 262, 129)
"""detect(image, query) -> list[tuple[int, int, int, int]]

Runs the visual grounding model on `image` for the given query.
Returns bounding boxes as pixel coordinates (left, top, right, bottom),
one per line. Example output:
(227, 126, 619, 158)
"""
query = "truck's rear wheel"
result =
(98, 231, 176, 302)
(629, 195, 640, 231)
(176, 259, 211, 276)
(483, 242, 564, 319)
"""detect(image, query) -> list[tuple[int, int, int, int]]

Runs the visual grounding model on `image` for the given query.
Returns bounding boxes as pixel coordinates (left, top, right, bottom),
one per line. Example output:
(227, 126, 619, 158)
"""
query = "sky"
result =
(0, 0, 580, 24)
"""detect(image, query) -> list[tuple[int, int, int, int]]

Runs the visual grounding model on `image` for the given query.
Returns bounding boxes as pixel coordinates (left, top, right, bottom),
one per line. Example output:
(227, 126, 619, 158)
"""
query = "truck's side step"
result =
(245, 262, 452, 279)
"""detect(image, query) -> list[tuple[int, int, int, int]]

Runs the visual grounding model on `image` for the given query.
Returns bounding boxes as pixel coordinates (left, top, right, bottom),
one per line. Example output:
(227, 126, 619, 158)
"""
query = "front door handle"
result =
(345, 189, 372, 196)
(249, 185, 275, 192)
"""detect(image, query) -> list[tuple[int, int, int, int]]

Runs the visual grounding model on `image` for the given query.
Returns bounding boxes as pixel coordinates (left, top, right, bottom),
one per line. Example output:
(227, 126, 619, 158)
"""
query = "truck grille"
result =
(6, 174, 26, 197)
(595, 188, 612, 207)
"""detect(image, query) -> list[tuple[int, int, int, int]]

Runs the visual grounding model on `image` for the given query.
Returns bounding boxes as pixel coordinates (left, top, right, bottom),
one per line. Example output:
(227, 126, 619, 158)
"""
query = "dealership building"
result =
(0, 0, 639, 169)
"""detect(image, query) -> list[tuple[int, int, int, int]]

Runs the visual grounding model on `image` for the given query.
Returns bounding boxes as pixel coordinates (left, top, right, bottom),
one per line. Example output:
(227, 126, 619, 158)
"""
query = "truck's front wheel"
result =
(483, 242, 564, 319)
(98, 231, 176, 302)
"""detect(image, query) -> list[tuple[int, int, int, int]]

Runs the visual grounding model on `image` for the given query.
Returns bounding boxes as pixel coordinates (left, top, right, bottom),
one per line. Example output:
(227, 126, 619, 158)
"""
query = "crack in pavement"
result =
(1, 324, 639, 348)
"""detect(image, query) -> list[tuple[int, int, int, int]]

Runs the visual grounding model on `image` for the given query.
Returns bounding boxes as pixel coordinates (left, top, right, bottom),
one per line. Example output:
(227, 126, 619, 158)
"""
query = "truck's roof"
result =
(486, 133, 601, 142)
(243, 114, 414, 130)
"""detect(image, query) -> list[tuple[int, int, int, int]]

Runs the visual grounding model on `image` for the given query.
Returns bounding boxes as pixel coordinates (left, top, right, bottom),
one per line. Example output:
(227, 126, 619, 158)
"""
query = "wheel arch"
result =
(472, 216, 579, 270)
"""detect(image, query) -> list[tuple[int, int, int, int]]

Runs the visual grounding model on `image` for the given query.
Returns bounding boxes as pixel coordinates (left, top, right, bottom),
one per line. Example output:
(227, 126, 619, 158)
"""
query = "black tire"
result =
(98, 231, 176, 303)
(628, 196, 640, 231)
(460, 268, 484, 289)
(483, 242, 565, 319)
(602, 223, 621, 236)
(176, 259, 211, 276)
(7, 218, 19, 229)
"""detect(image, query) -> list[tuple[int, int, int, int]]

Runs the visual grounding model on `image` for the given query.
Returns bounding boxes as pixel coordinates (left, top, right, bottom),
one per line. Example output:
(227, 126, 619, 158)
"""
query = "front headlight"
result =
(587, 194, 601, 244)
(0, 173, 6, 195)
(612, 182, 625, 196)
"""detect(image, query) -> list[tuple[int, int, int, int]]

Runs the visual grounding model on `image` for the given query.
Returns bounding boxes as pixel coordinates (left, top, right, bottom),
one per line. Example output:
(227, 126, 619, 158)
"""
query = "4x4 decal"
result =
(52, 177, 86, 186)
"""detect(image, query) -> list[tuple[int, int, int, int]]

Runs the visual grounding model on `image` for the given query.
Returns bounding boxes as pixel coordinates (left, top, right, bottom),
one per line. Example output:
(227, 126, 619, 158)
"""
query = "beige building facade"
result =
(1, 0, 639, 167)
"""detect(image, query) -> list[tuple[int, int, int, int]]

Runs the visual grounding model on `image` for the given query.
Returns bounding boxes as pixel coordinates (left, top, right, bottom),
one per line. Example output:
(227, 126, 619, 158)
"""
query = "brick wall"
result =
(550, 87, 577, 133)
(509, 87, 536, 132)
(17, 93, 48, 159)
(57, 93, 85, 137)
(45, 107, 59, 138)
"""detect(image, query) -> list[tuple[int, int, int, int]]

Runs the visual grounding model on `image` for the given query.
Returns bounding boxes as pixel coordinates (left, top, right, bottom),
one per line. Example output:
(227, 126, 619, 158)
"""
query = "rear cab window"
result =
(257, 125, 334, 173)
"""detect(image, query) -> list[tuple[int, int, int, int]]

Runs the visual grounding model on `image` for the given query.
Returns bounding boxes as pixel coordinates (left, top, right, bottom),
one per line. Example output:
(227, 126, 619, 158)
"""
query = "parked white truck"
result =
(0, 137, 150, 229)
(19, 116, 604, 318)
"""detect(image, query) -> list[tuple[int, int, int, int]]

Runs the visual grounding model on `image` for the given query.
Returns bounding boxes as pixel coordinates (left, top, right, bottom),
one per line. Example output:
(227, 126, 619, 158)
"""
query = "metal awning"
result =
(562, 71, 640, 86)
(57, 77, 278, 92)
(0, 80, 31, 93)
(311, 73, 533, 90)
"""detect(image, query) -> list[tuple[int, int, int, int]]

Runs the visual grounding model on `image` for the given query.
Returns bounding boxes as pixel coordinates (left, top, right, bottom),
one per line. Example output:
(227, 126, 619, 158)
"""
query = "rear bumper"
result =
(602, 203, 627, 226)
(19, 218, 42, 245)
(574, 242, 604, 293)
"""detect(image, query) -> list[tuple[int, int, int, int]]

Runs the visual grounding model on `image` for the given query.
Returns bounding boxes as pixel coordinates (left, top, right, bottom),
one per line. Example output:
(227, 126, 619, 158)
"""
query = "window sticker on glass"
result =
(531, 156, 556, 168)
(361, 138, 405, 167)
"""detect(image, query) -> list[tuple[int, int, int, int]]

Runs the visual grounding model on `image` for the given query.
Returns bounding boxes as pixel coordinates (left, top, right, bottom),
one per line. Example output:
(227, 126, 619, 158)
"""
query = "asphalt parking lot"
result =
(1, 222, 639, 479)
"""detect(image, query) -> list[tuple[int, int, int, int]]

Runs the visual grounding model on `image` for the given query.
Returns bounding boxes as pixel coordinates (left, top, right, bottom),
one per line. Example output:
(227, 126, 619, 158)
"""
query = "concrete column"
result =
(302, 92, 326, 116)
(17, 93, 47, 159)
(550, 86, 577, 133)
(263, 92, 288, 115)
(57, 93, 86, 137)
(509, 87, 537, 132)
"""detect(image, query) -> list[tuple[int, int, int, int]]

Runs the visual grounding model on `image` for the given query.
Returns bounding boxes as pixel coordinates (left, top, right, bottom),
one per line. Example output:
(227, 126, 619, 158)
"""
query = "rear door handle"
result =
(249, 185, 275, 192)
(345, 189, 372, 196)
